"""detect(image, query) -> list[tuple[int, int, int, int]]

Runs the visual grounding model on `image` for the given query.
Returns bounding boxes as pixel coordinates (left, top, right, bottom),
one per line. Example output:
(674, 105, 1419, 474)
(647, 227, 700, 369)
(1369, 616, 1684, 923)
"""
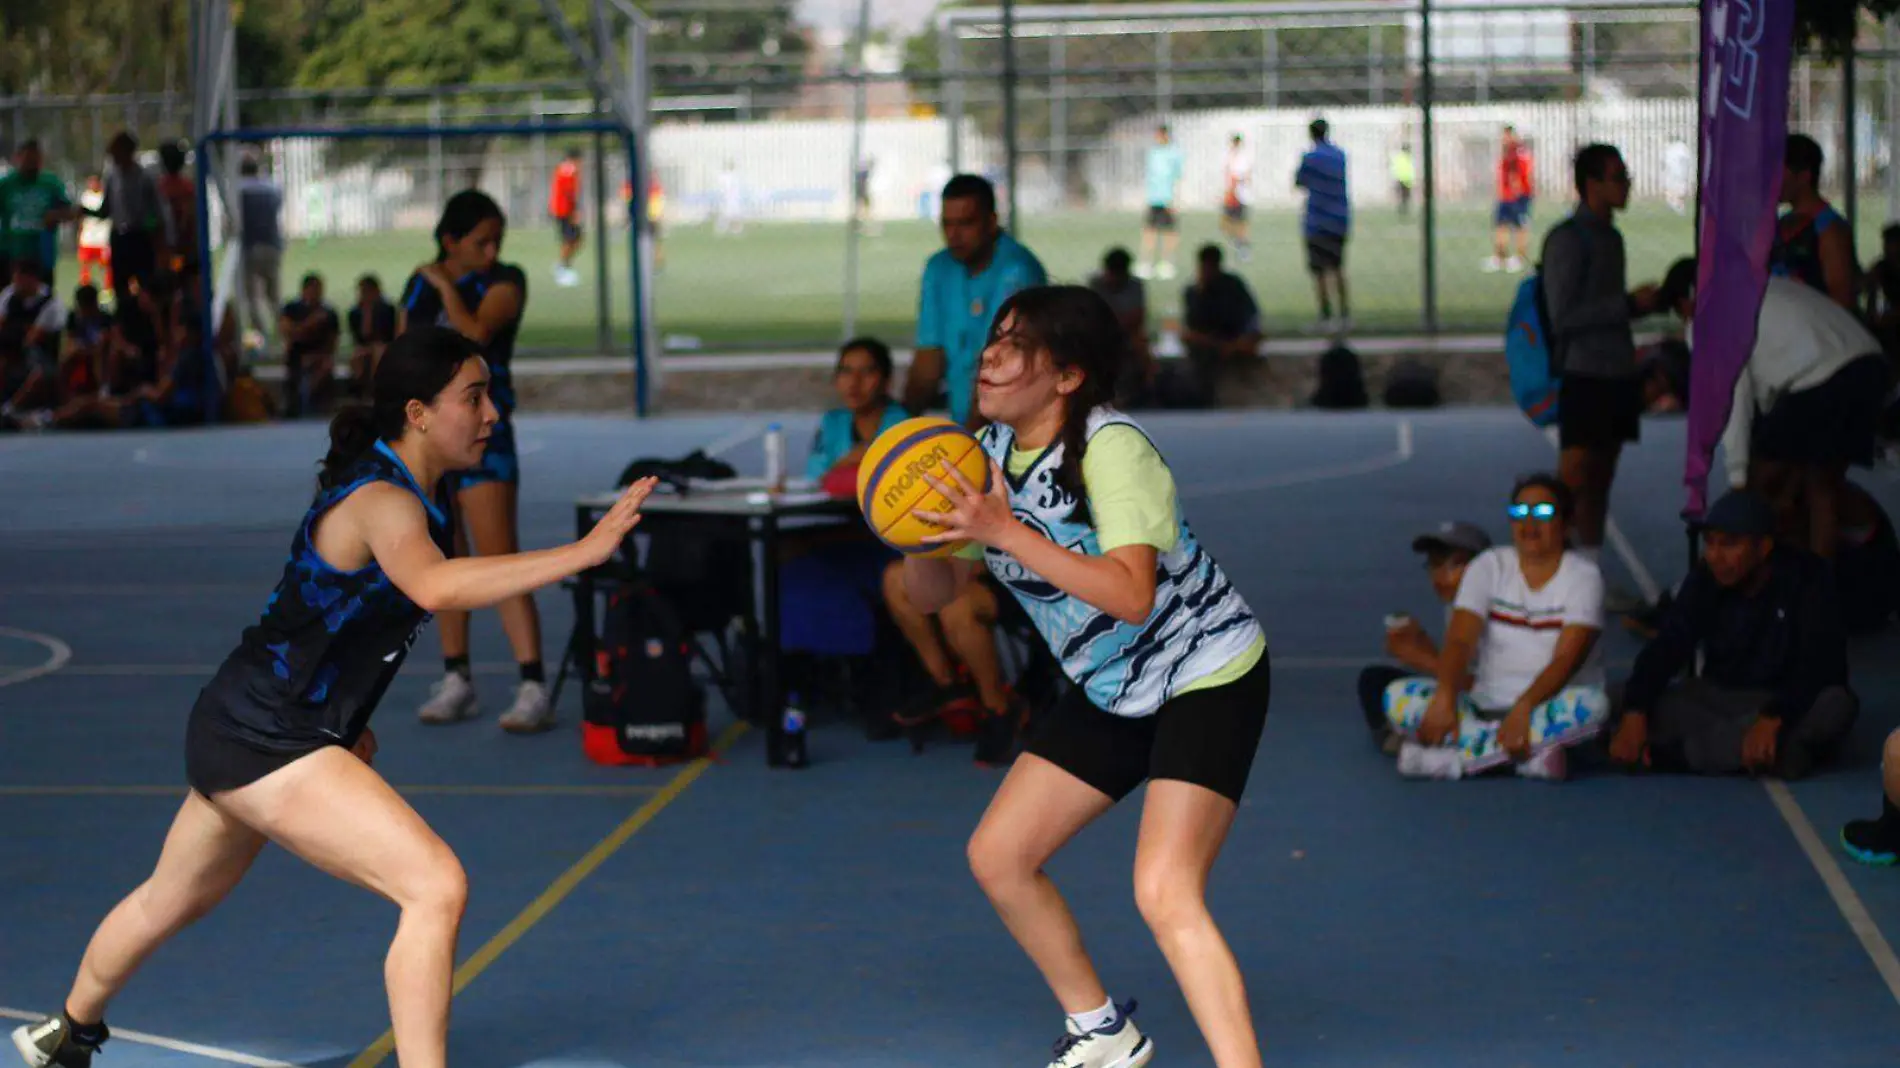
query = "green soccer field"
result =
(184, 203, 1712, 355)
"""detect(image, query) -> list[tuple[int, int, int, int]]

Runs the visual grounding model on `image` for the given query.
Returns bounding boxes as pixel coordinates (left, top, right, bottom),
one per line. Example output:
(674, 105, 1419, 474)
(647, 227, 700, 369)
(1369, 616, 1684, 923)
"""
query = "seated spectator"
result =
(1840, 730, 1900, 866)
(1087, 247, 1151, 403)
(1640, 340, 1690, 414)
(776, 339, 910, 735)
(1357, 520, 1491, 754)
(1608, 491, 1857, 780)
(1387, 474, 1609, 782)
(347, 273, 397, 398)
(1167, 243, 1261, 408)
(1662, 257, 1888, 560)
(1836, 479, 1900, 632)
(279, 273, 339, 417)
(0, 259, 67, 422)
(805, 337, 911, 492)
(880, 553, 1016, 758)
(61, 284, 118, 395)
(47, 273, 196, 431)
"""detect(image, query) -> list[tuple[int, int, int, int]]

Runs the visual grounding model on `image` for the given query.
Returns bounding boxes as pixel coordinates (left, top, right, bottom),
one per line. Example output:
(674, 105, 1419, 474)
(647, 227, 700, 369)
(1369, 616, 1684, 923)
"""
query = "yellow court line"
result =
(0, 784, 665, 798)
(346, 721, 750, 1068)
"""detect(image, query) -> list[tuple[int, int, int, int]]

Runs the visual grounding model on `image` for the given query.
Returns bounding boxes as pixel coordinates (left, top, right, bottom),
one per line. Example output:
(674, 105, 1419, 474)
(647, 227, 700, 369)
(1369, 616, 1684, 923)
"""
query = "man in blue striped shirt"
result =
(1295, 118, 1352, 334)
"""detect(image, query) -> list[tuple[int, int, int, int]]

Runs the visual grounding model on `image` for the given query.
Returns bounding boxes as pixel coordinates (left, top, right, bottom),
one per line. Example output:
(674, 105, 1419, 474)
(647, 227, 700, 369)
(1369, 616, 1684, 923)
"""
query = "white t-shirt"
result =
(1453, 547, 1604, 709)
(1224, 147, 1255, 204)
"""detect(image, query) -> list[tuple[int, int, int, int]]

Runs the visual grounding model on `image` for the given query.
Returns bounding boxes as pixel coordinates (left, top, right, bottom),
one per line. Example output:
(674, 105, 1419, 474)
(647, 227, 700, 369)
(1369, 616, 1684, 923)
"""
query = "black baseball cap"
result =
(1703, 490, 1776, 538)
(1412, 520, 1492, 556)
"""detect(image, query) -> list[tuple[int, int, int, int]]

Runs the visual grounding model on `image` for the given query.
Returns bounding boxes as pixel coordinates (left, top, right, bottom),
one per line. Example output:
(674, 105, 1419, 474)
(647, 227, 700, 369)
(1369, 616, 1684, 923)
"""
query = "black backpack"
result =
(581, 583, 708, 766)
(1310, 343, 1369, 409)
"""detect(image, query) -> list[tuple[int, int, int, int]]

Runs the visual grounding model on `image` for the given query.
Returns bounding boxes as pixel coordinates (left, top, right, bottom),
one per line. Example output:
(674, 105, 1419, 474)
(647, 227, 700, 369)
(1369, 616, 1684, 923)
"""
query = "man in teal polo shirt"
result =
(0, 140, 76, 280)
(905, 174, 1047, 426)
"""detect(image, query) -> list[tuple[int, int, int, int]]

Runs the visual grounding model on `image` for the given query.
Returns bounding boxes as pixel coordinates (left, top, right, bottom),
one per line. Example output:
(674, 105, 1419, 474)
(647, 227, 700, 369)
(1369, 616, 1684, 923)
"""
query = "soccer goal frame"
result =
(193, 120, 652, 417)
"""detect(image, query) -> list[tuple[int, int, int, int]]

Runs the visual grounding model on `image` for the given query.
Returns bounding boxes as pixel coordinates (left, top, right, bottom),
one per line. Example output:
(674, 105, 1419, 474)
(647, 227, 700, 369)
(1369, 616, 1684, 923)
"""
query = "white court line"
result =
(1552, 428, 1900, 1010)
(1180, 418, 1413, 499)
(1760, 783, 1900, 1007)
(0, 628, 71, 689)
(0, 1008, 302, 1068)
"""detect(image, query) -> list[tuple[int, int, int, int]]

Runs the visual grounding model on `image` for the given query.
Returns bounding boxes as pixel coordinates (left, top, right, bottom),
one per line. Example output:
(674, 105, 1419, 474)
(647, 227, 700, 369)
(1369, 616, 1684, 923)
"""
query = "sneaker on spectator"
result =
(1397, 740, 1466, 780)
(1047, 1001, 1153, 1068)
(1504, 255, 1525, 273)
(419, 671, 479, 725)
(1155, 261, 1177, 281)
(1514, 745, 1569, 782)
(499, 679, 555, 734)
(1842, 818, 1900, 866)
(1481, 256, 1504, 273)
(973, 705, 1020, 768)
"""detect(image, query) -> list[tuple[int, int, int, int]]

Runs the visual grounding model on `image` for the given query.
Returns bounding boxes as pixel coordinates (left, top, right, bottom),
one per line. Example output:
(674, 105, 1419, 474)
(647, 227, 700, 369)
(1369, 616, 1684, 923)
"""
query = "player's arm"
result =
(1818, 225, 1859, 310)
(429, 272, 521, 346)
(345, 477, 658, 613)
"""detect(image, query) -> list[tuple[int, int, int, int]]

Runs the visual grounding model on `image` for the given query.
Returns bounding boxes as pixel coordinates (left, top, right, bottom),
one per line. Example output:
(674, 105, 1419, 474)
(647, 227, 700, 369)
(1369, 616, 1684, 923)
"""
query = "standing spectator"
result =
(76, 175, 112, 293)
(156, 140, 198, 276)
(1541, 143, 1661, 595)
(1172, 244, 1261, 408)
(0, 140, 77, 283)
(903, 173, 1046, 427)
(1087, 247, 1150, 402)
(1485, 125, 1535, 274)
(1609, 491, 1856, 781)
(1136, 124, 1184, 280)
(97, 132, 164, 317)
(277, 273, 339, 418)
(549, 147, 583, 287)
(1391, 142, 1416, 216)
(1772, 133, 1858, 310)
(237, 155, 285, 349)
(346, 273, 397, 396)
(1295, 118, 1352, 334)
(1660, 258, 1888, 560)
(1219, 133, 1254, 263)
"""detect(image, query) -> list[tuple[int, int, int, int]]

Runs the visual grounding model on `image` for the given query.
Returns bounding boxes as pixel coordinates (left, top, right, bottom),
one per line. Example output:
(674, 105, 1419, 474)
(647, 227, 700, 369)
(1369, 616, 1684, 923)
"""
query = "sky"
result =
(798, 0, 940, 34)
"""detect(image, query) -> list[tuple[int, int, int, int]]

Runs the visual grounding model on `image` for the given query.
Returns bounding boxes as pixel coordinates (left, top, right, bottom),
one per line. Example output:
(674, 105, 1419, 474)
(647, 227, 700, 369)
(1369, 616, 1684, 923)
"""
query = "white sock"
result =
(1069, 998, 1118, 1033)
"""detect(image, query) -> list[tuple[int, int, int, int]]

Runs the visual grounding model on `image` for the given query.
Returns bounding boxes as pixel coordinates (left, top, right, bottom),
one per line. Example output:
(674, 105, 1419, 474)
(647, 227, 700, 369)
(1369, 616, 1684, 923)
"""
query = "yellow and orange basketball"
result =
(856, 416, 992, 558)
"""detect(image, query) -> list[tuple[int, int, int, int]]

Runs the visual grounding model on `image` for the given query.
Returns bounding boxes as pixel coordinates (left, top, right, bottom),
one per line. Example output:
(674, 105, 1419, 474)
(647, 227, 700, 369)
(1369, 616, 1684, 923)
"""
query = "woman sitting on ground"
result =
(1384, 473, 1610, 782)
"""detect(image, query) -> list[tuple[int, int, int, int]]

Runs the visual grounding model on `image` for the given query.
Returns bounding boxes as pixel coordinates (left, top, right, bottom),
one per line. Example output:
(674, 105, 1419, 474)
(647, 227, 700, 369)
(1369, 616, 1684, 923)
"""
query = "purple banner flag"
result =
(1685, 0, 1795, 519)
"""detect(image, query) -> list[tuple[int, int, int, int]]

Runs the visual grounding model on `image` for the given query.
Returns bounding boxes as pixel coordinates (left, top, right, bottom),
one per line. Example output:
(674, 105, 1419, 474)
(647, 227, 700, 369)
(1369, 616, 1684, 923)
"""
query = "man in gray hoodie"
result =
(1540, 143, 1662, 583)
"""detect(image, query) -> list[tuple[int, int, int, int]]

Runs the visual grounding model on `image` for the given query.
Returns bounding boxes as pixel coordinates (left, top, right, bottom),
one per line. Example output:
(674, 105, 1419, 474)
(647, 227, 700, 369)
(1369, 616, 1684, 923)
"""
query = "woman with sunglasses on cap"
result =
(1381, 473, 1609, 782)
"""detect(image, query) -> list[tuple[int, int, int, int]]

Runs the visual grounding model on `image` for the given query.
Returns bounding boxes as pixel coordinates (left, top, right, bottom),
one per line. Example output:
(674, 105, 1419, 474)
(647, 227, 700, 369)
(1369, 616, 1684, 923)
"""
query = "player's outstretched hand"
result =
(580, 477, 659, 567)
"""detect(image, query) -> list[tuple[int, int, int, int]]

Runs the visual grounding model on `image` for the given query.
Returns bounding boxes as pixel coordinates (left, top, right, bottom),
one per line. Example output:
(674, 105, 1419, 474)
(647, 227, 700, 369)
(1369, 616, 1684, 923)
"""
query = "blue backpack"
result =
(1504, 271, 1560, 427)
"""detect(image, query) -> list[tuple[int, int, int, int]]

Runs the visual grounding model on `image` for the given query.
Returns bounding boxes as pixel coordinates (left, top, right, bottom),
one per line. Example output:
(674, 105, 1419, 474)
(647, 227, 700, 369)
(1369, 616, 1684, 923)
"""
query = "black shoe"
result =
(889, 682, 976, 753)
(11, 1014, 107, 1068)
(1842, 818, 1900, 867)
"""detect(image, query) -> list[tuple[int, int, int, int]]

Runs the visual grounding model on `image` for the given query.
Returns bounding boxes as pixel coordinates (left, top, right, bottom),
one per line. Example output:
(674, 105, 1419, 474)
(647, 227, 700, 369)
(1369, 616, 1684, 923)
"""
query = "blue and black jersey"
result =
(191, 441, 454, 753)
(399, 262, 528, 414)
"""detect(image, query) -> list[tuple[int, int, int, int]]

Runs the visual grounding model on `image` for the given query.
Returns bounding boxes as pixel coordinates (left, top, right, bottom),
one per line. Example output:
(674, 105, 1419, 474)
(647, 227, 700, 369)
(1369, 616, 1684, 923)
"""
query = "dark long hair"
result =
(987, 285, 1128, 525)
(319, 326, 482, 489)
(433, 189, 506, 262)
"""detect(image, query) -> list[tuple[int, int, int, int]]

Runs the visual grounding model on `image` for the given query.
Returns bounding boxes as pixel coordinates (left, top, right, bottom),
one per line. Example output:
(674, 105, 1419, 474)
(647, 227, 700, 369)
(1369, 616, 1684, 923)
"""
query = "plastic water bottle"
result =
(772, 692, 809, 769)
(763, 422, 786, 492)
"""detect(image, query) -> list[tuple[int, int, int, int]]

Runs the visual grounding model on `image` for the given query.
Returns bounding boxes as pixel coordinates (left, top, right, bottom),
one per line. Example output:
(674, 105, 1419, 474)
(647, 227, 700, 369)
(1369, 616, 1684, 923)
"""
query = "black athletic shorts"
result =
(1025, 650, 1271, 804)
(1558, 373, 1643, 450)
(1145, 205, 1177, 231)
(556, 216, 582, 243)
(185, 707, 332, 797)
(1305, 234, 1346, 273)
(1754, 353, 1889, 470)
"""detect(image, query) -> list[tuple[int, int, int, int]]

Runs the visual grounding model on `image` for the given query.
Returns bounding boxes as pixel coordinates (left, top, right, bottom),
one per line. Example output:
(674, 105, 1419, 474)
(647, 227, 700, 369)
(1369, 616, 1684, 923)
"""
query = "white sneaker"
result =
(1048, 1003, 1153, 1068)
(1132, 262, 1154, 281)
(499, 679, 555, 734)
(1504, 255, 1525, 274)
(419, 671, 480, 725)
(1397, 740, 1466, 780)
(1515, 746, 1569, 782)
(1155, 261, 1177, 281)
(1481, 256, 1503, 273)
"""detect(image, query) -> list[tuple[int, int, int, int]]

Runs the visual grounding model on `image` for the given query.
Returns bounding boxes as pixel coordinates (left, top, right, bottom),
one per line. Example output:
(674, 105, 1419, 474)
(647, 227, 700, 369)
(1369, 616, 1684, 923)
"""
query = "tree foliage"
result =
(1794, 0, 1900, 57)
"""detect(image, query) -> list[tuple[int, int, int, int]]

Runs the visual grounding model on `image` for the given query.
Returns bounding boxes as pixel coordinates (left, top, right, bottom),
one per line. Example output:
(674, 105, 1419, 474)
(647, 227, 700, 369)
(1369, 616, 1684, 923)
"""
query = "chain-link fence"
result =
(0, 1, 1887, 354)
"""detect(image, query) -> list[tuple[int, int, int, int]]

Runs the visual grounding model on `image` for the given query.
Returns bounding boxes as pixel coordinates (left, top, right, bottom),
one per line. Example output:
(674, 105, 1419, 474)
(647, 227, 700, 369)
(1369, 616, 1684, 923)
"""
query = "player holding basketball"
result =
(397, 191, 552, 734)
(904, 285, 1271, 1068)
(8, 327, 657, 1068)
(550, 147, 583, 287)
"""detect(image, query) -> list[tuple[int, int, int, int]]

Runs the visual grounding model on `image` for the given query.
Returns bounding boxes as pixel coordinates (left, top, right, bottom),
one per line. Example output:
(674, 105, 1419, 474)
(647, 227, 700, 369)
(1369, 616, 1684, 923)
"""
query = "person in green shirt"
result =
(0, 140, 77, 279)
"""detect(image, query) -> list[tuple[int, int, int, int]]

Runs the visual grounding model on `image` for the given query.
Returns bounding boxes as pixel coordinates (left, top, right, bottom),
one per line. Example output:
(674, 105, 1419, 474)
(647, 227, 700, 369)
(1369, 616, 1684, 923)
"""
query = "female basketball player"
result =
(396, 190, 550, 733)
(903, 286, 1272, 1068)
(9, 327, 657, 1068)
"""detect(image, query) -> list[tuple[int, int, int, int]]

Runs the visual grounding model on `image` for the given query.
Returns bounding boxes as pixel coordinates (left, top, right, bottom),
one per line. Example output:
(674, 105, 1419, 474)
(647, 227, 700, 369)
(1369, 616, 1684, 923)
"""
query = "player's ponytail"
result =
(318, 326, 482, 489)
(433, 189, 506, 262)
(989, 286, 1126, 527)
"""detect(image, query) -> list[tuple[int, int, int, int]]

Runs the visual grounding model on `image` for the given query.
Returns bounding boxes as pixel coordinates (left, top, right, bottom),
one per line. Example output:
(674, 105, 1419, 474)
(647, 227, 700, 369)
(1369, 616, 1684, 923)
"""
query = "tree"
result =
(1796, 0, 1900, 57)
